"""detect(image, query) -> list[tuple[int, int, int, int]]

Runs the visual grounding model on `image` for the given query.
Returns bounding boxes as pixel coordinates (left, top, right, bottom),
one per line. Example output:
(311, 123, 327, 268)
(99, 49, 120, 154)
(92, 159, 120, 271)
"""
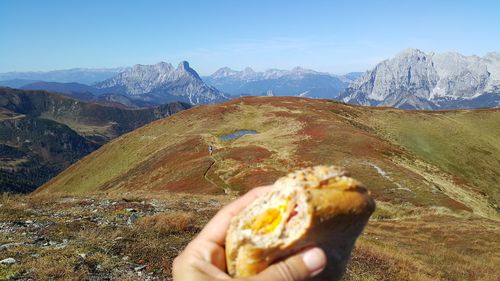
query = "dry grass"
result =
(1, 190, 500, 280)
(136, 212, 196, 232)
(342, 241, 436, 281)
(26, 250, 88, 280)
(345, 213, 500, 281)
(0, 192, 224, 280)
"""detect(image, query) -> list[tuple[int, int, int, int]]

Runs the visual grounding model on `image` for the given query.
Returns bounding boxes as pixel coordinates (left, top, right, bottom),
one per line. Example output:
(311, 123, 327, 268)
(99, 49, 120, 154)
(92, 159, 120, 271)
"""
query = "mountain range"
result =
(2, 62, 228, 106)
(0, 87, 190, 192)
(2, 49, 499, 109)
(203, 66, 360, 98)
(94, 61, 227, 105)
(19, 81, 160, 108)
(340, 49, 500, 109)
(0, 67, 125, 85)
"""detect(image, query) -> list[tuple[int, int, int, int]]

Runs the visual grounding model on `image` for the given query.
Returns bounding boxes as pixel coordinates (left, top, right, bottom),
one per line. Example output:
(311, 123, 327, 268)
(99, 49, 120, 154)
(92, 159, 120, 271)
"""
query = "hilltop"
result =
(37, 96, 499, 220)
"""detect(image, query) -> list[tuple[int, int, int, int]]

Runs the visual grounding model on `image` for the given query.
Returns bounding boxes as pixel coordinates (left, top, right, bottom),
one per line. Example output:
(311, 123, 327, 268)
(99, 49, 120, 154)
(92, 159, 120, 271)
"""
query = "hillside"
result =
(31, 96, 500, 280)
(0, 87, 190, 192)
(37, 96, 499, 219)
(2, 96, 495, 280)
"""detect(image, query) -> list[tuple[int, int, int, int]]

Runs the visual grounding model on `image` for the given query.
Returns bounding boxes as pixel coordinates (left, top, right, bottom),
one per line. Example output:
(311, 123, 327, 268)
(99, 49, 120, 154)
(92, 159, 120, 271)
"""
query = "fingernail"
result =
(302, 247, 326, 276)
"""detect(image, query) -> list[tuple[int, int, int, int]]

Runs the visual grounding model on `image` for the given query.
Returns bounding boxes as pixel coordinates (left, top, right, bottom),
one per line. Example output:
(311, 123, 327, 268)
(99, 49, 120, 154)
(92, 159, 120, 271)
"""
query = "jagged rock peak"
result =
(177, 61, 201, 79)
(243, 67, 255, 73)
(94, 61, 226, 104)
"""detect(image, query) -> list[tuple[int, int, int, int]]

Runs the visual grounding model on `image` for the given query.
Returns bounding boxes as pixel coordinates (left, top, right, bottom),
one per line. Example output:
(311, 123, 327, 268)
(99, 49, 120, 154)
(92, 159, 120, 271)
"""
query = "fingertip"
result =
(301, 247, 327, 277)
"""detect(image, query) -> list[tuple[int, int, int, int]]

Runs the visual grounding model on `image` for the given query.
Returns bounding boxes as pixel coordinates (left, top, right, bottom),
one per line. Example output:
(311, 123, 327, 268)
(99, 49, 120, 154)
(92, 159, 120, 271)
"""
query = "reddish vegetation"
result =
(100, 136, 220, 194)
(441, 198, 473, 212)
(228, 168, 285, 192)
(220, 145, 272, 163)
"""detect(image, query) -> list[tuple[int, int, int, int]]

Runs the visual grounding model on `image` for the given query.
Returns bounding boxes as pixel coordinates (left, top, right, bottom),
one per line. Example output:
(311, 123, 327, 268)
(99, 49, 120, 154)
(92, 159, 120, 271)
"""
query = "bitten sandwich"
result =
(225, 165, 375, 280)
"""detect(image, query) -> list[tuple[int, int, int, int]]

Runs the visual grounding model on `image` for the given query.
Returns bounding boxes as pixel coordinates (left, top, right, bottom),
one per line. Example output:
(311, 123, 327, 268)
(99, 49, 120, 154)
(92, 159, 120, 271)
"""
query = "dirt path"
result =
(203, 157, 219, 190)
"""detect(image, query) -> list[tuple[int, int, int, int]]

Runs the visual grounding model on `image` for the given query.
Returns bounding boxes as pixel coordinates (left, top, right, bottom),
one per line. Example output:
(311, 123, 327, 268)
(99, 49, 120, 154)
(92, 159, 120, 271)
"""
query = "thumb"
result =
(249, 247, 327, 281)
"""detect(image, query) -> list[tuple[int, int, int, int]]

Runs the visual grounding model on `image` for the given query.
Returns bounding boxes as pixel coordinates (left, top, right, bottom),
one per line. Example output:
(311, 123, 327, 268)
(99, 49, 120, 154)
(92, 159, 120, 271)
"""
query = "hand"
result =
(172, 185, 327, 281)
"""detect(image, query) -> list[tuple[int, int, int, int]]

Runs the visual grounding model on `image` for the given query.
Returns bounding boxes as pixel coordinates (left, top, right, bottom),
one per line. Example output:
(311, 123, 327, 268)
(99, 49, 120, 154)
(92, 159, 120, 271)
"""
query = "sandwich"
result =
(225, 165, 375, 280)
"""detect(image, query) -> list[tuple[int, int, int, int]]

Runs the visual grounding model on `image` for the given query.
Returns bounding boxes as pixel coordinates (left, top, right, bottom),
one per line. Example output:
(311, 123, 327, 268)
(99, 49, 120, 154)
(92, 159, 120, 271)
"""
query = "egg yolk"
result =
(249, 198, 289, 234)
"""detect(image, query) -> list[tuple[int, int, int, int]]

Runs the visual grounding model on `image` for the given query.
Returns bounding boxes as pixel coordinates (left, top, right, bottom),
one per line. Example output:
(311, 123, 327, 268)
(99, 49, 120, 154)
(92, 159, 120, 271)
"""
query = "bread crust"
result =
(225, 165, 375, 280)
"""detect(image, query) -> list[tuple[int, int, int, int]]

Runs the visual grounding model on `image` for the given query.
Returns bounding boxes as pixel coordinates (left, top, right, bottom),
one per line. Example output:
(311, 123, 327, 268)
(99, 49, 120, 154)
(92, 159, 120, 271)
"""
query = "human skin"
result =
(172, 186, 328, 281)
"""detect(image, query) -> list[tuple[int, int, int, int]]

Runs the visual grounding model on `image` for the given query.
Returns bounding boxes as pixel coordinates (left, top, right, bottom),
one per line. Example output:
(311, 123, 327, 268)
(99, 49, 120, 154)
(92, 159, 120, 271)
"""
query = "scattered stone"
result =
(33, 236, 49, 245)
(0, 257, 16, 265)
(122, 256, 129, 261)
(134, 265, 146, 272)
(127, 213, 139, 225)
(126, 208, 137, 213)
(25, 220, 33, 224)
(0, 242, 22, 251)
(79, 253, 87, 259)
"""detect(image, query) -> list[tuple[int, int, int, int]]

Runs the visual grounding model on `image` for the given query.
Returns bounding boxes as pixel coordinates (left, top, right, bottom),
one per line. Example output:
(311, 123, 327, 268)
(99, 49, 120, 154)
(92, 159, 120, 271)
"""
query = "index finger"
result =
(196, 185, 272, 246)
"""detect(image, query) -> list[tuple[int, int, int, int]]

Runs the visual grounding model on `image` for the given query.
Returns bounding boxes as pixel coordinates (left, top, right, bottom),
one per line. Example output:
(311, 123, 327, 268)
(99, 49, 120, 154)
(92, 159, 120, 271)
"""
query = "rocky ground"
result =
(1, 193, 499, 281)
(0, 192, 229, 280)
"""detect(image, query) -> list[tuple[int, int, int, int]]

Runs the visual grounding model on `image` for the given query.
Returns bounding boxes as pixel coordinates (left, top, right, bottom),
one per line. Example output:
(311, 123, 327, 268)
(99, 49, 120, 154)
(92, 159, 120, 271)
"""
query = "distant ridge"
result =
(204, 66, 357, 98)
(0, 67, 125, 85)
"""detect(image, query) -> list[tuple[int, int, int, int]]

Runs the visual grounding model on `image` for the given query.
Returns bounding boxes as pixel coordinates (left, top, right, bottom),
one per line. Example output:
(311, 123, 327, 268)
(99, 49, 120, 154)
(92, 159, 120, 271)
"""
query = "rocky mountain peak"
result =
(396, 48, 427, 58)
(177, 61, 190, 70)
(242, 67, 255, 74)
(340, 49, 500, 109)
(211, 67, 238, 79)
(94, 61, 226, 105)
(176, 60, 201, 80)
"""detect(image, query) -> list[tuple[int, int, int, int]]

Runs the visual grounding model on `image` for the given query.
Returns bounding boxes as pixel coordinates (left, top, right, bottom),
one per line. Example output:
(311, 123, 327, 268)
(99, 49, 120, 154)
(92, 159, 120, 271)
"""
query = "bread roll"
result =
(225, 165, 375, 280)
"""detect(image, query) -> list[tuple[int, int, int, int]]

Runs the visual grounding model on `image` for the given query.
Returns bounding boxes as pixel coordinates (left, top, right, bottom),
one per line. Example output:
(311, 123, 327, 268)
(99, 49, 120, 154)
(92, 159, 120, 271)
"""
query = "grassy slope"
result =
(363, 109, 500, 208)
(37, 97, 499, 217)
(26, 97, 500, 280)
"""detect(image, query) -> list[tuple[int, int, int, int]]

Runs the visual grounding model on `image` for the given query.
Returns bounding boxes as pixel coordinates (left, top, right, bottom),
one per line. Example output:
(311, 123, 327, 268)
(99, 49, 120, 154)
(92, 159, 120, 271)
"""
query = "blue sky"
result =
(1, 0, 499, 75)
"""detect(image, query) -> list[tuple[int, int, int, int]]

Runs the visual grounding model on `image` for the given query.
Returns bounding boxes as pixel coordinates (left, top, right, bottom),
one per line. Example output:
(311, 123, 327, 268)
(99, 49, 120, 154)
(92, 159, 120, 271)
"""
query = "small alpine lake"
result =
(219, 130, 257, 140)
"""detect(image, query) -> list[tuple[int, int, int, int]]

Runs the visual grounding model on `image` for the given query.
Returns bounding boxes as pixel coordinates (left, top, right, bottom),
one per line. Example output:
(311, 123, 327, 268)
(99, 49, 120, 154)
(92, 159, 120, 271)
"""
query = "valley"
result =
(0, 88, 190, 193)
